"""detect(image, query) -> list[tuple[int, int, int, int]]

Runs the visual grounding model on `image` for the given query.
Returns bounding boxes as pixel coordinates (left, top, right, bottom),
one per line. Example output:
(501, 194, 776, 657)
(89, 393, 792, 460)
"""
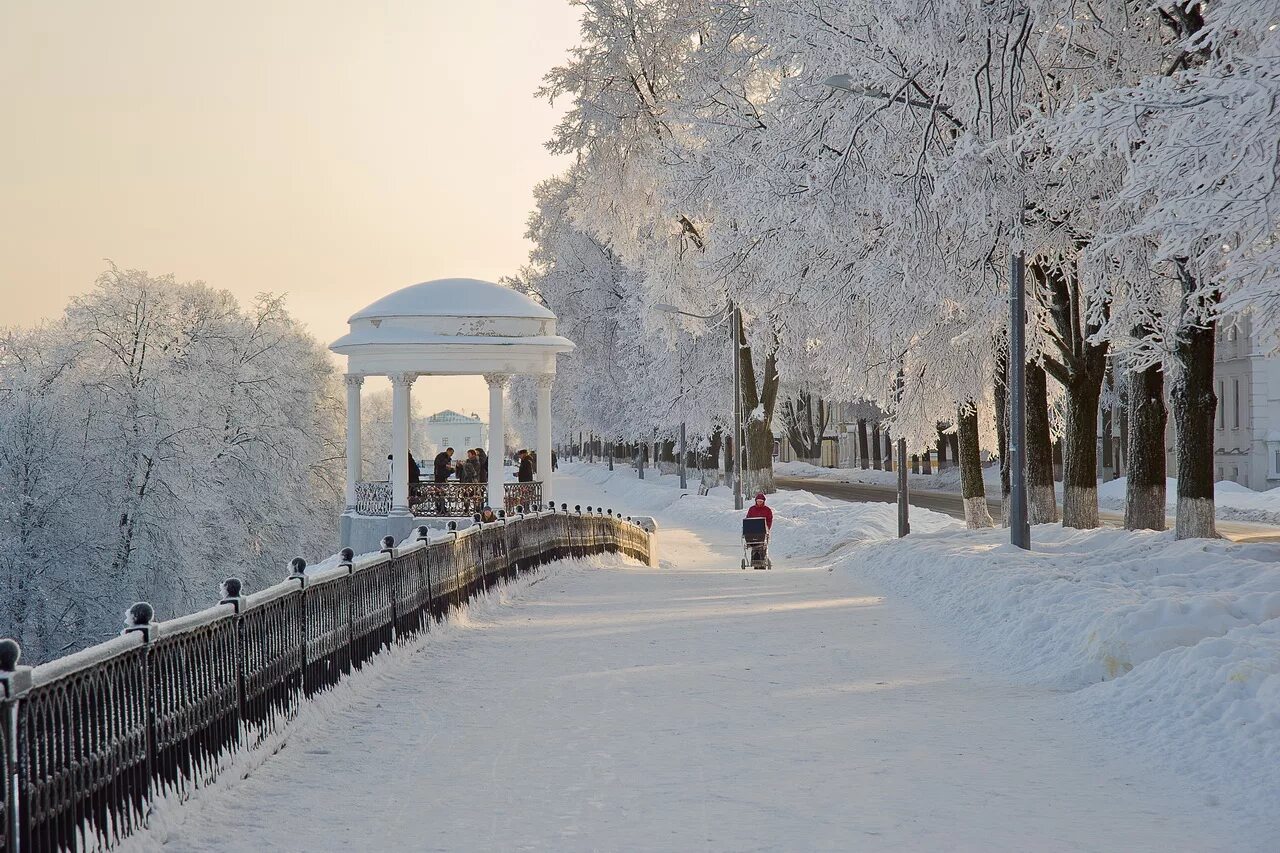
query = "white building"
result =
(1214, 316, 1280, 490)
(419, 409, 488, 459)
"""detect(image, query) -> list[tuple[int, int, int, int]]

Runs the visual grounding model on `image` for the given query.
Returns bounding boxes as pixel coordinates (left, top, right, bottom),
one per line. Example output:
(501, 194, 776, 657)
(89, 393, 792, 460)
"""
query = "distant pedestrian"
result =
(517, 449, 534, 482)
(476, 447, 489, 483)
(551, 450, 558, 472)
(407, 451, 421, 484)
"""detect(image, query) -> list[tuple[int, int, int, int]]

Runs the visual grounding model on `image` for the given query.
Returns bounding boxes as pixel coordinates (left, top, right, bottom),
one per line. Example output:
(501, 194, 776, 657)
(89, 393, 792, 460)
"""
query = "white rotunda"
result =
(331, 278, 574, 550)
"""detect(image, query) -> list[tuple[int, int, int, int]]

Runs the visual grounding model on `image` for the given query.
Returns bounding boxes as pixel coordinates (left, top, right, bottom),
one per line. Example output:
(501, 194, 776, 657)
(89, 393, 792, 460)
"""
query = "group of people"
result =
(398, 446, 558, 485)
(429, 446, 489, 484)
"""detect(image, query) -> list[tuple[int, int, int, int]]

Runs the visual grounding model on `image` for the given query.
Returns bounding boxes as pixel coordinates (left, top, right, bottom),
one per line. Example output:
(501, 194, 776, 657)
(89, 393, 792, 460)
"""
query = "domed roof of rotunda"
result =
(331, 277, 573, 377)
(349, 278, 554, 323)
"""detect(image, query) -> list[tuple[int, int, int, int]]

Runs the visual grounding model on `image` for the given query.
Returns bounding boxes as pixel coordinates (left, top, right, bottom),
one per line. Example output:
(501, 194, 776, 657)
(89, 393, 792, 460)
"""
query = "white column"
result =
(344, 374, 364, 511)
(485, 374, 508, 510)
(390, 372, 415, 515)
(536, 375, 554, 507)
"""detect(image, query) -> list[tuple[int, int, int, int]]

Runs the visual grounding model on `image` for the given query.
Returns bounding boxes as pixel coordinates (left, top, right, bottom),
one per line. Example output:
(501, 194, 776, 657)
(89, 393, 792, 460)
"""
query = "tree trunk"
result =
(871, 424, 883, 469)
(1033, 257, 1109, 529)
(949, 432, 959, 468)
(958, 403, 994, 528)
(910, 454, 920, 474)
(857, 419, 870, 469)
(1118, 384, 1129, 477)
(1172, 263, 1217, 539)
(1101, 398, 1114, 483)
(936, 423, 949, 470)
(1026, 363, 1059, 523)
(922, 448, 932, 475)
(738, 321, 781, 494)
(1061, 378, 1102, 528)
(884, 429, 893, 471)
(994, 353, 1011, 526)
(1125, 361, 1167, 531)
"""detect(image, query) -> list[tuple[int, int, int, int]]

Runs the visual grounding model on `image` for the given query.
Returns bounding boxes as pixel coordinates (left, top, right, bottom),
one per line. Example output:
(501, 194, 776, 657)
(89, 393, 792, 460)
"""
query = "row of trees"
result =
(0, 267, 343, 661)
(513, 0, 1278, 539)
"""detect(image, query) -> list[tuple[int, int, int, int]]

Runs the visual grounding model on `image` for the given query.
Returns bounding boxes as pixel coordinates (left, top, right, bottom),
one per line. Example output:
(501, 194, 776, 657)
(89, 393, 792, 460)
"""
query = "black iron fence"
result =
(0, 507, 654, 853)
(354, 481, 545, 517)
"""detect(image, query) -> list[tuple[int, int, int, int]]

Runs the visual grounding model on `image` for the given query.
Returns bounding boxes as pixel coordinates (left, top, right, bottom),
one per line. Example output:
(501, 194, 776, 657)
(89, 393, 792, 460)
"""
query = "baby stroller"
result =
(741, 517, 772, 570)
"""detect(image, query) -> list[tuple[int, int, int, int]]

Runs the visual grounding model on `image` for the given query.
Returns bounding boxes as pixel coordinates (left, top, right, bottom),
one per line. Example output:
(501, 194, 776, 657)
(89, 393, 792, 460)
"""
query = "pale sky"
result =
(0, 0, 581, 416)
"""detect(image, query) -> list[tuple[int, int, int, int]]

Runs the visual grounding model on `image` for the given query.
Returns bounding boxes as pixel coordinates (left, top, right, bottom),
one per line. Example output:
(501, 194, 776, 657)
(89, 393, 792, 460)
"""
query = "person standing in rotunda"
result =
(434, 447, 455, 482)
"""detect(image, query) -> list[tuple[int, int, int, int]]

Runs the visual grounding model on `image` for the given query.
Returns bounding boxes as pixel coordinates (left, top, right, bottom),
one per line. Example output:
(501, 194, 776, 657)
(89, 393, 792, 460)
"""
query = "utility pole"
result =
(679, 421, 687, 490)
(896, 369, 909, 538)
(732, 302, 744, 511)
(1009, 232, 1031, 549)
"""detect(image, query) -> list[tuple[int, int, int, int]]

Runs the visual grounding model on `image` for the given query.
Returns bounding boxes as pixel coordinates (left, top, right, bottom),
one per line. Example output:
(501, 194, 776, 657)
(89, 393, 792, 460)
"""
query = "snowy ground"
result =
(777, 459, 1280, 525)
(122, 464, 1272, 851)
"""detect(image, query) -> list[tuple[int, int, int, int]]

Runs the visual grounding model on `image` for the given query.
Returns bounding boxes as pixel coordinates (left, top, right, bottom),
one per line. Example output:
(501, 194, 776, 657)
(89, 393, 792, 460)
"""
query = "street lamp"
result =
(653, 301, 744, 510)
(823, 72, 1029, 548)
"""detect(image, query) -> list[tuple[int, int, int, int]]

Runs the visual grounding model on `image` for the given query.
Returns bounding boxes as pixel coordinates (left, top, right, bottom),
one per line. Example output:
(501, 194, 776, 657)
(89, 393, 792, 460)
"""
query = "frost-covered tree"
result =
(0, 267, 343, 661)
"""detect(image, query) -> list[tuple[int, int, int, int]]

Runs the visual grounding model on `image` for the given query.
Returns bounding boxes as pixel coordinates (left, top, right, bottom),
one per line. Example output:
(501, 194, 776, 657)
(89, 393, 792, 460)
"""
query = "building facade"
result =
(420, 409, 488, 459)
(1214, 317, 1280, 490)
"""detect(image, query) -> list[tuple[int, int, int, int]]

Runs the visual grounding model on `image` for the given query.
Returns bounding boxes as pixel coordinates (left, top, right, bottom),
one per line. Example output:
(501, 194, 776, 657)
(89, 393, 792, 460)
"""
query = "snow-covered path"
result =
(137, 472, 1245, 852)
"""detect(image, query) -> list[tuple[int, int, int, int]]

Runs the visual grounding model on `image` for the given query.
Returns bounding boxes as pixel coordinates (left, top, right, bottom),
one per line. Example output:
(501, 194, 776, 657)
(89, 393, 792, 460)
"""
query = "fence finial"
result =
(0, 637, 31, 699)
(416, 525, 431, 541)
(340, 547, 355, 567)
(123, 602, 156, 640)
(575, 505, 582, 514)
(380, 536, 395, 554)
(0, 637, 20, 671)
(515, 504, 525, 514)
(447, 521, 457, 532)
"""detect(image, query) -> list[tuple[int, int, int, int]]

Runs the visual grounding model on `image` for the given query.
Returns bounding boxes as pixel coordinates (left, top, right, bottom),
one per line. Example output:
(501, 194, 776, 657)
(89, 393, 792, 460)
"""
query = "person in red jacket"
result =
(746, 493, 773, 528)
(744, 493, 773, 565)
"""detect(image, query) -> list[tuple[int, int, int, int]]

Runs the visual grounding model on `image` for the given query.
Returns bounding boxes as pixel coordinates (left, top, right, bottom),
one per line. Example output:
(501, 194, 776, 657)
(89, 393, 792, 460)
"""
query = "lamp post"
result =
(653, 301, 743, 509)
(895, 369, 909, 538)
(823, 72, 1028, 548)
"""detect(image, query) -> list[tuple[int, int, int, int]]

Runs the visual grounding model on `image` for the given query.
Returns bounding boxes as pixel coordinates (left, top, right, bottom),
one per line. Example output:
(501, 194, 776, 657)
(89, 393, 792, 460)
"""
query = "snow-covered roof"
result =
(426, 409, 482, 423)
(331, 278, 574, 377)
(349, 278, 554, 323)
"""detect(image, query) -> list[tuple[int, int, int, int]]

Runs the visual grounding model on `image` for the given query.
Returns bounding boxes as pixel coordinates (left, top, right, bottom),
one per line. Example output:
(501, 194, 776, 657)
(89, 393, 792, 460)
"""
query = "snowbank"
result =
(845, 523, 1280, 828)
(1098, 476, 1280, 525)
(776, 459, 1000, 494)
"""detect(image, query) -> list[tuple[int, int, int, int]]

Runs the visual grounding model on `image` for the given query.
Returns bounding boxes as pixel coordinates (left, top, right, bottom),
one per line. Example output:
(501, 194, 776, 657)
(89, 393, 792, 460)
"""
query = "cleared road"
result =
(775, 475, 1280, 543)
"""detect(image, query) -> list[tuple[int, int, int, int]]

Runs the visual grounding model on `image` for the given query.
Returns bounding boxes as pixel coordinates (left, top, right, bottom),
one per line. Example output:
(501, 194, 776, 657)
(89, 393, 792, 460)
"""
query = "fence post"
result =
(380, 537, 397, 643)
(287, 558, 308, 694)
(218, 579, 248, 740)
(1, 639, 31, 853)
(413, 530, 432, 621)
(122, 602, 157, 820)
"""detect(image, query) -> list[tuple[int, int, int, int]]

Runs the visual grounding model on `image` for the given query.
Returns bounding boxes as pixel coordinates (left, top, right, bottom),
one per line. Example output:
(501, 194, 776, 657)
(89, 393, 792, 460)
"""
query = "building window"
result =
(1216, 466, 1223, 481)
(1230, 466, 1238, 482)
(1217, 381, 1225, 428)
(463, 435, 471, 445)
(442, 436, 449, 446)
(1232, 379, 1240, 429)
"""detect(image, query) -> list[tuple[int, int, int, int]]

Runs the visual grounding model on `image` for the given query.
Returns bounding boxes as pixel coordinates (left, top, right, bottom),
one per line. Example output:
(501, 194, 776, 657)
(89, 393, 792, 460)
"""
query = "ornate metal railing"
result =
(354, 481, 544, 517)
(0, 507, 654, 853)
(502, 482, 542, 515)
